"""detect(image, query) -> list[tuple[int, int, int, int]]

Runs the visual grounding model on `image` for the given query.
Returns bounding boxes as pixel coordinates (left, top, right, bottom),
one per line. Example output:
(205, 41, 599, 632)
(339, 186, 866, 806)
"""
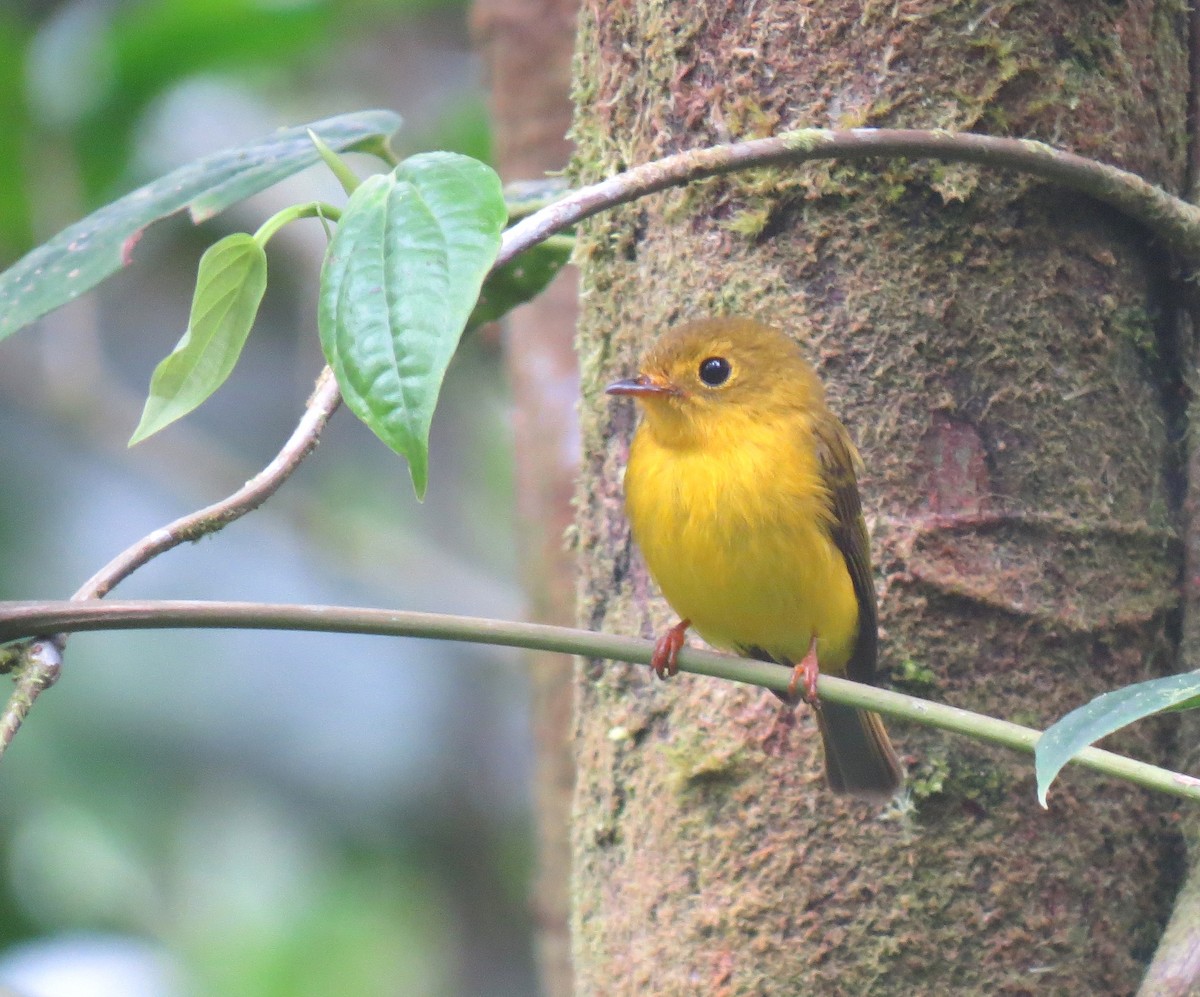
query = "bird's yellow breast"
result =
(624, 411, 860, 672)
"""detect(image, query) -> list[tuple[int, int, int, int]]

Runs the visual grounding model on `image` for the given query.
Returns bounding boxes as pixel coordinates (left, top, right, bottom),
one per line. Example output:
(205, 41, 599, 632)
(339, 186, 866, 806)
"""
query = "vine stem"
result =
(72, 368, 343, 602)
(5, 124, 1200, 755)
(504, 127, 1200, 261)
(0, 369, 342, 759)
(1, 597, 1197, 805)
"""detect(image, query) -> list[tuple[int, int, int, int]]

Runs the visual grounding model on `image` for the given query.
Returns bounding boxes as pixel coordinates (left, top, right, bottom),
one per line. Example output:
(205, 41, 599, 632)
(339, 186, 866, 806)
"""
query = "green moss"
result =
(720, 203, 773, 238)
(780, 129, 833, 154)
(907, 751, 951, 805)
(955, 759, 1010, 810)
(0, 643, 21, 675)
(661, 736, 745, 792)
(891, 657, 940, 695)
(908, 749, 1008, 814)
(1110, 304, 1158, 361)
(722, 94, 780, 140)
(929, 163, 982, 204)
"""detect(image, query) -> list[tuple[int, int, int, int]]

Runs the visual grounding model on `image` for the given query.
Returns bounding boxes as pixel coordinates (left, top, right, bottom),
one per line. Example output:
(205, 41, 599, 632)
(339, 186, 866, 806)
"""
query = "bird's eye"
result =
(698, 356, 731, 387)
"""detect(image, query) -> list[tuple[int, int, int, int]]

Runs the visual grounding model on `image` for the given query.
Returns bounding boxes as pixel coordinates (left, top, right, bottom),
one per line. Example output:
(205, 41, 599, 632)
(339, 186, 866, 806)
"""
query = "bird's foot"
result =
(650, 619, 691, 679)
(786, 637, 821, 704)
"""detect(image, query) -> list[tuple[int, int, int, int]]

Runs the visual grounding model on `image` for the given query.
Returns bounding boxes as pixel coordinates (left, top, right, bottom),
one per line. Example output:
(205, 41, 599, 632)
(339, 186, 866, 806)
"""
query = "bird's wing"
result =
(811, 413, 879, 686)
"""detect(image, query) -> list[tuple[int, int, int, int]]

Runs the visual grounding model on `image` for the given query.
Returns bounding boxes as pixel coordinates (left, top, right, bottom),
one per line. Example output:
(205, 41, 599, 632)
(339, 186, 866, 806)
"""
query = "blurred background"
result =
(0, 1, 543, 994)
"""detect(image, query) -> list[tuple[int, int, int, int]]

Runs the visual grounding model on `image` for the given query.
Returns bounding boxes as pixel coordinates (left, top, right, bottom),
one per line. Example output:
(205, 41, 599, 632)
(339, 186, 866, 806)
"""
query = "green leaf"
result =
(0, 109, 401, 342)
(129, 233, 267, 445)
(307, 129, 362, 196)
(318, 152, 506, 498)
(1164, 693, 1200, 713)
(1035, 670, 1200, 806)
(466, 236, 571, 331)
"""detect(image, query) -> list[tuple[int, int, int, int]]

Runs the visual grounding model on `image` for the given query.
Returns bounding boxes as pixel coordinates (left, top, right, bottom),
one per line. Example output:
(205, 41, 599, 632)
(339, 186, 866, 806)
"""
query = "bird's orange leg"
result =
(651, 619, 691, 679)
(786, 636, 821, 704)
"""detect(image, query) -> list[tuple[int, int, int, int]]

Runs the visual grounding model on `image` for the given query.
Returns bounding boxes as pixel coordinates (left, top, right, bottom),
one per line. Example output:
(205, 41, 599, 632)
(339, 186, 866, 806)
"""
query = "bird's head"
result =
(605, 317, 825, 447)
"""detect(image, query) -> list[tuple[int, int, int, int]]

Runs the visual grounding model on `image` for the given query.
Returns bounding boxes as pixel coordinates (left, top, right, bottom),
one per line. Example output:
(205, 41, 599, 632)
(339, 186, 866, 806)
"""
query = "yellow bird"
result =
(606, 317, 903, 800)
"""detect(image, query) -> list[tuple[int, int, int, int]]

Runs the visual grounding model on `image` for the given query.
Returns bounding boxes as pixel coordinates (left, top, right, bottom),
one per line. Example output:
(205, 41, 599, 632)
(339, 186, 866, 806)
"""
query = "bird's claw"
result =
(786, 637, 821, 704)
(651, 619, 691, 678)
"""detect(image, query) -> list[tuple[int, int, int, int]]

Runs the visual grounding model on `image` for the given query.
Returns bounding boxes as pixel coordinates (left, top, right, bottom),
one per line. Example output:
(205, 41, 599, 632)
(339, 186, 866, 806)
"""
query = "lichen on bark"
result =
(569, 2, 1190, 994)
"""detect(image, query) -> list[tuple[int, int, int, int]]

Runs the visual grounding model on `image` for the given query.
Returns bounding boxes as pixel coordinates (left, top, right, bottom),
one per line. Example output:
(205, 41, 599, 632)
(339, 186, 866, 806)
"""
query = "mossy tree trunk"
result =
(570, 2, 1190, 993)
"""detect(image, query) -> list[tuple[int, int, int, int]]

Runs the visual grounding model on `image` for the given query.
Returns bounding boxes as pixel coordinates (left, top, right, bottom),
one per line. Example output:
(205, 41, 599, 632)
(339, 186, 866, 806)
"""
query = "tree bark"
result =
(472, 2, 580, 995)
(570, 3, 1189, 993)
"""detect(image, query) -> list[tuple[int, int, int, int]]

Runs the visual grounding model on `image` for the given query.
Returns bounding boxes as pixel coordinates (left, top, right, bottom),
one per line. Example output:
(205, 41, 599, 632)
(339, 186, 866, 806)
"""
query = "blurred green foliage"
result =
(0, 10, 34, 256)
(0, 1, 539, 995)
(0, 0, 477, 263)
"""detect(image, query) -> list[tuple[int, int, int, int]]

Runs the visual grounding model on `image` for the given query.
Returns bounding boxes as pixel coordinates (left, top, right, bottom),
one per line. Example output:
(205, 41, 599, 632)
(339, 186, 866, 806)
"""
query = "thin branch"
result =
(0, 638, 61, 751)
(1, 598, 1197, 805)
(504, 127, 1200, 261)
(0, 370, 343, 759)
(73, 368, 343, 602)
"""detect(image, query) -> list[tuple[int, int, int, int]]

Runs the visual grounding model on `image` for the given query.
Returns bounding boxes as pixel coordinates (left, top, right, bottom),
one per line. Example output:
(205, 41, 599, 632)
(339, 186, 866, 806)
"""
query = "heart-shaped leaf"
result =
(129, 233, 268, 444)
(1035, 670, 1200, 806)
(0, 109, 401, 341)
(318, 152, 506, 498)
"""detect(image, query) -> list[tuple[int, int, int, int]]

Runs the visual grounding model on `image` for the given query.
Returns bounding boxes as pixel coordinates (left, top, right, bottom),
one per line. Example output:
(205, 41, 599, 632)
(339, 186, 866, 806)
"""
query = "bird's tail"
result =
(814, 702, 904, 801)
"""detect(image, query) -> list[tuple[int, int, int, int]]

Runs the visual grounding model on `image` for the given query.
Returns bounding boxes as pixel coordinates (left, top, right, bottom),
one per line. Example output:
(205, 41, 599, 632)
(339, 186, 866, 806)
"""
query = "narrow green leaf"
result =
(0, 109, 401, 341)
(318, 152, 506, 498)
(1035, 670, 1200, 806)
(466, 236, 572, 332)
(129, 233, 267, 445)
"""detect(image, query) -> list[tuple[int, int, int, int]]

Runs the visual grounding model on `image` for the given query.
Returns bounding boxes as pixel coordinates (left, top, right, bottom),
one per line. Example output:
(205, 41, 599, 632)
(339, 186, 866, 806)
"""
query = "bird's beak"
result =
(605, 373, 676, 398)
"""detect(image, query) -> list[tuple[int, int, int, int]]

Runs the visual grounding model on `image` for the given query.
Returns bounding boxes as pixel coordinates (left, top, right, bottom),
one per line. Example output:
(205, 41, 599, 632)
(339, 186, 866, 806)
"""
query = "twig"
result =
(73, 369, 342, 601)
(0, 638, 62, 752)
(0, 370, 343, 759)
(503, 127, 1200, 261)
(0, 597, 1196, 805)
